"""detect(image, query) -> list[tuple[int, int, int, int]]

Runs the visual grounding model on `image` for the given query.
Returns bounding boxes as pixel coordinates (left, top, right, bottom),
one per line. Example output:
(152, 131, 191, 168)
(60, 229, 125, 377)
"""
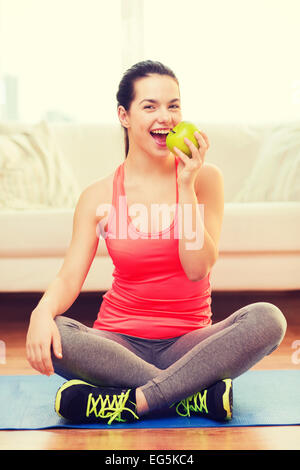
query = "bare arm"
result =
(173, 125, 224, 282)
(177, 164, 224, 281)
(26, 182, 103, 375)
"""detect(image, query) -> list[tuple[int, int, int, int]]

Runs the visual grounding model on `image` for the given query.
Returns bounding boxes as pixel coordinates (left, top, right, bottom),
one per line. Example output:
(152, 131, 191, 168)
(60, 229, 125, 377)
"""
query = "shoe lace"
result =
(86, 389, 139, 425)
(172, 390, 208, 417)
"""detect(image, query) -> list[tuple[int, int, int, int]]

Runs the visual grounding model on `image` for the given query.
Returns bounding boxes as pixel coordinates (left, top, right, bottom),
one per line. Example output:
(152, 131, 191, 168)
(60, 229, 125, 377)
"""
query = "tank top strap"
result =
(108, 157, 179, 239)
(118, 157, 178, 200)
(175, 156, 179, 204)
(113, 162, 124, 206)
(104, 162, 124, 239)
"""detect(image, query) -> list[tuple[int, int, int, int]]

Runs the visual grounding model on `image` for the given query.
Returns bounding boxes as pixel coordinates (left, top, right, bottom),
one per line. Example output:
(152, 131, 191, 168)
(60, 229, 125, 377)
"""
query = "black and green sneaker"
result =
(170, 378, 233, 422)
(55, 379, 139, 425)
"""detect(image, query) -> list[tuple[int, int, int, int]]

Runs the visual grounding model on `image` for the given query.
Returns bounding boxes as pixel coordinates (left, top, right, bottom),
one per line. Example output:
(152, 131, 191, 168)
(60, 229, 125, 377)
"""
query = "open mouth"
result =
(150, 129, 170, 147)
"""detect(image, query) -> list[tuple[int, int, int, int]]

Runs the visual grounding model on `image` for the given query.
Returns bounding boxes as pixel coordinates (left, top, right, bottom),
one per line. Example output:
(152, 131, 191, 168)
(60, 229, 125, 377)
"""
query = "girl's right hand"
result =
(26, 308, 62, 376)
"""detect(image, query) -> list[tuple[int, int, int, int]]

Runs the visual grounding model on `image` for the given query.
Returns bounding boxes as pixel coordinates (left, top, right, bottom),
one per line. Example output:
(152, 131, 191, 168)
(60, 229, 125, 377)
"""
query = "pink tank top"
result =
(93, 157, 212, 339)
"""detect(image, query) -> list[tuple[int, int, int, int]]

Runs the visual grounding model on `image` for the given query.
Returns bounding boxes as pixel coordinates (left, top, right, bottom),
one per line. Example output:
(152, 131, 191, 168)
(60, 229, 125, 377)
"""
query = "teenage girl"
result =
(26, 61, 287, 425)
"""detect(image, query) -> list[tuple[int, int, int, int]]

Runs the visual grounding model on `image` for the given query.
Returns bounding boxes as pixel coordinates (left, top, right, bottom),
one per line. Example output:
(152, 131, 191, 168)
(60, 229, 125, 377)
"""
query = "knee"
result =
(54, 315, 79, 332)
(251, 302, 287, 350)
(53, 315, 79, 342)
(54, 315, 67, 333)
(54, 315, 63, 326)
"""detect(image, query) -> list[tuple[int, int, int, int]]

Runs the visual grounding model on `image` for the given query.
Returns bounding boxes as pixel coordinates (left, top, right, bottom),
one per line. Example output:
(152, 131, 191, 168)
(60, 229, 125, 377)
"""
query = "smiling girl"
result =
(26, 61, 287, 425)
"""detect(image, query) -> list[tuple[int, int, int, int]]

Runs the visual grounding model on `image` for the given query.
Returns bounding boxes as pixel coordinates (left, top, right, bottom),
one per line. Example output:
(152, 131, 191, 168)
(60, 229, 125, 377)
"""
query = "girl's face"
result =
(119, 74, 182, 158)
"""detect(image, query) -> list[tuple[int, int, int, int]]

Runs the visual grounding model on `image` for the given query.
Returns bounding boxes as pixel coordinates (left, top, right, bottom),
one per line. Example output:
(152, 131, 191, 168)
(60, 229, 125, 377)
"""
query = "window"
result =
(143, 0, 300, 123)
(0, 0, 122, 123)
(1, 0, 299, 124)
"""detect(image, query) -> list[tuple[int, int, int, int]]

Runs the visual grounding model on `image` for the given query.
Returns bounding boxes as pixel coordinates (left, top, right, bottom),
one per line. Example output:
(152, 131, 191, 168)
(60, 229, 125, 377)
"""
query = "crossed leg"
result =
(52, 302, 287, 416)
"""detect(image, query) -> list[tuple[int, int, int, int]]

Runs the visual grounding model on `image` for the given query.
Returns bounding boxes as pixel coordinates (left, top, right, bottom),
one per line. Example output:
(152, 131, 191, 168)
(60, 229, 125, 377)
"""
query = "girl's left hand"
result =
(173, 131, 210, 187)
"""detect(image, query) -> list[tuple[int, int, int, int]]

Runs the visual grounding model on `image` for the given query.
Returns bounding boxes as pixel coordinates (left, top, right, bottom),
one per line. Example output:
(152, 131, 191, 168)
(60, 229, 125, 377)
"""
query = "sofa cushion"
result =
(221, 202, 300, 252)
(200, 122, 265, 202)
(0, 209, 108, 257)
(50, 123, 125, 191)
(234, 122, 300, 202)
(0, 121, 80, 210)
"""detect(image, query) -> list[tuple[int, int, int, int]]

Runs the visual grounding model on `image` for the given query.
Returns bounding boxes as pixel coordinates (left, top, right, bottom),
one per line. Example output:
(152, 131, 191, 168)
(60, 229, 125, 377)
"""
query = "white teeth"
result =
(151, 130, 169, 134)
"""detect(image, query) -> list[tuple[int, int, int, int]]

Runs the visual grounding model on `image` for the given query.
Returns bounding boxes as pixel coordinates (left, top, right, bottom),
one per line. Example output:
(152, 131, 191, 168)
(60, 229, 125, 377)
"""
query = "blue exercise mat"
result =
(0, 370, 299, 430)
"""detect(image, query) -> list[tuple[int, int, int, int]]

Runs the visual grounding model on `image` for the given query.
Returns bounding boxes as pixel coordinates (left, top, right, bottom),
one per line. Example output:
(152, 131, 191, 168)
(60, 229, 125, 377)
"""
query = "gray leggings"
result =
(52, 302, 287, 413)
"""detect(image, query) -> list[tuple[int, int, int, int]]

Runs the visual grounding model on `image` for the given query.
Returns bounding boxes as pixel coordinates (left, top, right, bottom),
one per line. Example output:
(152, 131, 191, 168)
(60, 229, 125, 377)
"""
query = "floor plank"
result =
(1, 427, 300, 451)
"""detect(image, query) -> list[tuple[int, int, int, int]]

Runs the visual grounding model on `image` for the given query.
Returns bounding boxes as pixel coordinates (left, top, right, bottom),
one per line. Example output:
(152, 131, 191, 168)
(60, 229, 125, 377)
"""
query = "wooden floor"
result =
(0, 290, 299, 450)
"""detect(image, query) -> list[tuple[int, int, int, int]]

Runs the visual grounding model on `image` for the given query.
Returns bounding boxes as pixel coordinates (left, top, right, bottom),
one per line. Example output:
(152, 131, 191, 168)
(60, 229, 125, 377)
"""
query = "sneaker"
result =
(171, 378, 233, 422)
(55, 379, 139, 425)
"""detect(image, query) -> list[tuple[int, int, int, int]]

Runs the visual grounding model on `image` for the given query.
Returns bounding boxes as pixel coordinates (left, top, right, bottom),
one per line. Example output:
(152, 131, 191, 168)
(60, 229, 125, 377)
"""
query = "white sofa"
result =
(0, 120, 300, 293)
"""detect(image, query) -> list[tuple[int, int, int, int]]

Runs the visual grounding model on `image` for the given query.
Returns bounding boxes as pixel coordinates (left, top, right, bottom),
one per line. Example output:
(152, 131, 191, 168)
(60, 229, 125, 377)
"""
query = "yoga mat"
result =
(0, 370, 299, 430)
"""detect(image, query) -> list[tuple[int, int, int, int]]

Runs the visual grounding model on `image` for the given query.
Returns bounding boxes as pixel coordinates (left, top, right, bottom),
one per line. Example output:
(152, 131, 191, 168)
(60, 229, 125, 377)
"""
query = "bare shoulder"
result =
(80, 172, 114, 203)
(75, 171, 115, 221)
(195, 162, 224, 199)
(197, 162, 224, 183)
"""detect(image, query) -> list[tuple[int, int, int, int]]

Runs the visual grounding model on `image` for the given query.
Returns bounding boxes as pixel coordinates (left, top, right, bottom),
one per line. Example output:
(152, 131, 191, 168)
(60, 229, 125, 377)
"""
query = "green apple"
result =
(166, 121, 200, 158)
